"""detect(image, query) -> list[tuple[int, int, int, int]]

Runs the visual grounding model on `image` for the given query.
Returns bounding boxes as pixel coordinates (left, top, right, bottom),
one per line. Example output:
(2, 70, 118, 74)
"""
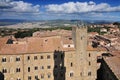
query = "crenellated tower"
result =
(72, 25, 90, 80)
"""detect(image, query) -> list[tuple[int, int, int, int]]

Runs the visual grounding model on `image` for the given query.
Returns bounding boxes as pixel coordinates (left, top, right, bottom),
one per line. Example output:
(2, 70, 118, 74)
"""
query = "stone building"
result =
(98, 51, 120, 80)
(0, 26, 98, 80)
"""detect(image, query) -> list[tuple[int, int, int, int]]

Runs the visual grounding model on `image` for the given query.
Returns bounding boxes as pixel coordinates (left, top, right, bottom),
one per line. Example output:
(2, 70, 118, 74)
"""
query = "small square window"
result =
(27, 56, 30, 60)
(28, 76, 31, 80)
(2, 57, 6, 62)
(16, 57, 20, 61)
(35, 66, 38, 70)
(45, 39, 48, 42)
(40, 56, 43, 59)
(40, 66, 44, 69)
(47, 66, 51, 69)
(47, 55, 50, 59)
(48, 74, 51, 78)
(16, 68, 20, 72)
(34, 56, 37, 60)
(70, 72, 74, 77)
(88, 72, 91, 76)
(68, 45, 70, 47)
(41, 74, 44, 79)
(35, 75, 38, 80)
(2, 68, 7, 73)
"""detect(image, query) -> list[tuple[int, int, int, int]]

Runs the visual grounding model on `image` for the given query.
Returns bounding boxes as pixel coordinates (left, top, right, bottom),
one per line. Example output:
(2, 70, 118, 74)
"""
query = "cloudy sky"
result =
(0, 0, 120, 21)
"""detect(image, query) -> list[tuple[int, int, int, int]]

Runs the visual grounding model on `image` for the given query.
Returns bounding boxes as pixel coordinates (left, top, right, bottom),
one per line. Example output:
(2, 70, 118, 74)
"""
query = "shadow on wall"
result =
(97, 58, 104, 80)
(0, 72, 4, 80)
(53, 50, 66, 80)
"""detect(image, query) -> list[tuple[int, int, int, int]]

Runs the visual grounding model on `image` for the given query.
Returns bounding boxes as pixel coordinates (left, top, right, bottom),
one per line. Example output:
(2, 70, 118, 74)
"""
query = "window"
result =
(47, 73, 51, 78)
(16, 68, 20, 72)
(35, 75, 38, 80)
(2, 57, 6, 62)
(27, 56, 30, 60)
(28, 76, 31, 80)
(71, 62, 73, 67)
(34, 56, 37, 60)
(69, 37, 72, 40)
(47, 55, 50, 59)
(40, 66, 44, 69)
(89, 61, 91, 66)
(81, 36, 83, 40)
(2, 68, 7, 73)
(28, 67, 30, 72)
(68, 45, 70, 47)
(89, 53, 91, 57)
(88, 72, 91, 76)
(47, 65, 51, 69)
(40, 56, 43, 59)
(41, 74, 44, 79)
(35, 66, 38, 70)
(45, 39, 48, 42)
(16, 57, 20, 61)
(80, 72, 82, 76)
(70, 72, 74, 77)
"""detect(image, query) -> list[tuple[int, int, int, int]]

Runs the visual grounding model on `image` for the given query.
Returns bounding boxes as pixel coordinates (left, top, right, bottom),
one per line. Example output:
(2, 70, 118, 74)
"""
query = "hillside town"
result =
(0, 0, 120, 80)
(0, 23, 120, 80)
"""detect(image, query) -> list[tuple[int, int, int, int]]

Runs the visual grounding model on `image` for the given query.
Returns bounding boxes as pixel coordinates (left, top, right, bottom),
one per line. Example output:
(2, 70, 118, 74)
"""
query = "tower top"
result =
(76, 21, 87, 28)
(76, 24, 87, 29)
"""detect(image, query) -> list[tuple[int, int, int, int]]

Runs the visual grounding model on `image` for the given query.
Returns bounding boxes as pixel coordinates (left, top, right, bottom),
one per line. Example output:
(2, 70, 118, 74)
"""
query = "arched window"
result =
(88, 71, 91, 76)
(70, 72, 74, 77)
(47, 73, 51, 78)
(41, 74, 44, 79)
(2, 57, 6, 62)
(2, 68, 7, 73)
(28, 67, 30, 72)
(16, 68, 20, 72)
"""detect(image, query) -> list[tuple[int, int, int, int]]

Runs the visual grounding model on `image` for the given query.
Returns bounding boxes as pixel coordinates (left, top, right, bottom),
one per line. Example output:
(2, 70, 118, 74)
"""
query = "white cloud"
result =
(0, 0, 40, 13)
(46, 1, 120, 13)
(10, 1, 40, 13)
(0, 0, 12, 8)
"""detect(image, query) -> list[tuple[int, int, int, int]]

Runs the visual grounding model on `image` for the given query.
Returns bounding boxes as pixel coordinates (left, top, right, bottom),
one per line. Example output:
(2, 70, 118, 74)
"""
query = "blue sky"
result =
(0, 0, 120, 21)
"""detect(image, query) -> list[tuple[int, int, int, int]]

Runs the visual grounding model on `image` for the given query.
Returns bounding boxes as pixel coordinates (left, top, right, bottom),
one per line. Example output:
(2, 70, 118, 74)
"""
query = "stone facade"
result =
(0, 26, 98, 80)
(72, 26, 97, 80)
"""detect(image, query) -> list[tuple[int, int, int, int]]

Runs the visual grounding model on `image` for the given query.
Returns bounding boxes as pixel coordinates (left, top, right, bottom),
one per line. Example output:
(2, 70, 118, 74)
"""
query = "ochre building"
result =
(0, 26, 99, 80)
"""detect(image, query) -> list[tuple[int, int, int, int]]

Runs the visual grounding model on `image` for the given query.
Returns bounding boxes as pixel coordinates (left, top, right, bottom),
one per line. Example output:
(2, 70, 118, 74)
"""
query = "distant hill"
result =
(0, 19, 118, 27)
(0, 19, 28, 26)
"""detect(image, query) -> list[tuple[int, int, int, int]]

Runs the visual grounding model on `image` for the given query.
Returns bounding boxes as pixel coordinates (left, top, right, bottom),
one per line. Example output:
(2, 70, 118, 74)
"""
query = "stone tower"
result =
(72, 25, 94, 80)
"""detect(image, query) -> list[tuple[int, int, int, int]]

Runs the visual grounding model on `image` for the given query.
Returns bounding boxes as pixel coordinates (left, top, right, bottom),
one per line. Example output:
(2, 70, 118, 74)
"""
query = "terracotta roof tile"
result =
(104, 56, 120, 79)
(0, 37, 9, 50)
